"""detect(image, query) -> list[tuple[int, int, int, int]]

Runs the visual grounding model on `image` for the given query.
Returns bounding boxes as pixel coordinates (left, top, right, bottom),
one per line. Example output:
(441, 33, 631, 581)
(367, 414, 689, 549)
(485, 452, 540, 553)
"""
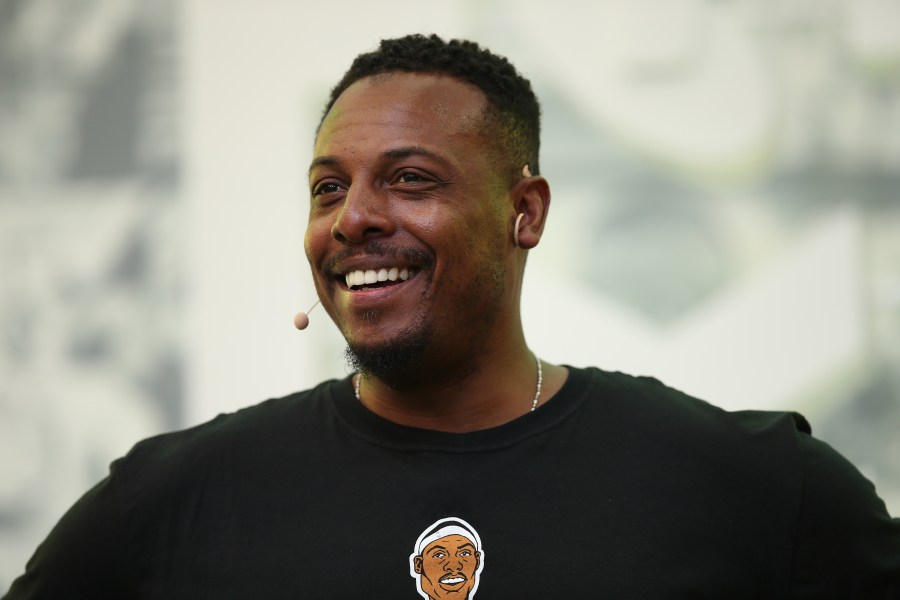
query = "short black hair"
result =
(321, 34, 542, 178)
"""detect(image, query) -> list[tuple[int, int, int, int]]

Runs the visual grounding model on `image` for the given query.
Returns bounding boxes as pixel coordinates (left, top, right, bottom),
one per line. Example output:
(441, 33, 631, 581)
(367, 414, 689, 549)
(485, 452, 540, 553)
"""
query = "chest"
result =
(136, 444, 794, 599)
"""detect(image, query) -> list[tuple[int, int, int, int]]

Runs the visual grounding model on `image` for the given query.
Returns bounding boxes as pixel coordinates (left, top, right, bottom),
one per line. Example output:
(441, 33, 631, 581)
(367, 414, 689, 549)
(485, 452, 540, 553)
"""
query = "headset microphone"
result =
(293, 299, 321, 330)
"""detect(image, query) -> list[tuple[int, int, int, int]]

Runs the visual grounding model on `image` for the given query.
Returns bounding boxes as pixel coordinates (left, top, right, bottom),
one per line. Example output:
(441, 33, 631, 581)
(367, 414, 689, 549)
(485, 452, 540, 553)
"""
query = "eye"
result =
(432, 551, 445, 559)
(459, 550, 471, 557)
(396, 171, 427, 184)
(312, 181, 343, 196)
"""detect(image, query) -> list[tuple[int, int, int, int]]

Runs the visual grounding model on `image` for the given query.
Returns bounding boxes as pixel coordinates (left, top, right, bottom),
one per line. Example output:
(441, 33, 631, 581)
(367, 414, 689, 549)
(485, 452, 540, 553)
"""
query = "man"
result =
(410, 518, 484, 600)
(6, 34, 900, 599)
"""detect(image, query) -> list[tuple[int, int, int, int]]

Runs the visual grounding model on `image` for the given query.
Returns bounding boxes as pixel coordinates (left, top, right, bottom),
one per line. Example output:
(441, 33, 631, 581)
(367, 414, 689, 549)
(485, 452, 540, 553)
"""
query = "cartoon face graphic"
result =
(410, 518, 484, 600)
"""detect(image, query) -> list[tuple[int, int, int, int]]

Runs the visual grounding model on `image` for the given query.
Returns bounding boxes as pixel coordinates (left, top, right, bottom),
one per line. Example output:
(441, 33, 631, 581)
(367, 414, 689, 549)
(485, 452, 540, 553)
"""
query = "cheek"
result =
(463, 213, 508, 271)
(304, 218, 331, 263)
(422, 560, 440, 578)
(443, 200, 502, 249)
(401, 201, 444, 239)
(468, 195, 510, 246)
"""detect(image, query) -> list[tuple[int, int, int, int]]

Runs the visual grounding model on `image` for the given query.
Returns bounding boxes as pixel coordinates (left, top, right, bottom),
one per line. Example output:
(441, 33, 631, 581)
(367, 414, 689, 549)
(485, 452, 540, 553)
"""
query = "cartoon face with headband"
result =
(409, 517, 485, 600)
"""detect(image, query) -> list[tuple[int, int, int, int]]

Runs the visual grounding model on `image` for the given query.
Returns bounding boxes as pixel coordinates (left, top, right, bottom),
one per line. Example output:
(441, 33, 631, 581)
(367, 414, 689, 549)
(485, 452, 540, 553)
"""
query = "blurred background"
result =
(1, 0, 898, 588)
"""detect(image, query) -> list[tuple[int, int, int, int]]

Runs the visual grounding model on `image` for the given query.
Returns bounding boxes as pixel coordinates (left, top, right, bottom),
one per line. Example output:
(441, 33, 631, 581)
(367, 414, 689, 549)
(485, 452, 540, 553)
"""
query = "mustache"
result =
(325, 241, 434, 274)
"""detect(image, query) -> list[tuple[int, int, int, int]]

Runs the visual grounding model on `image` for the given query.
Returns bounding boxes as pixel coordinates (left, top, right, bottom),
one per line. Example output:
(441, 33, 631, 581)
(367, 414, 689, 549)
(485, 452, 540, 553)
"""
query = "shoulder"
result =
(577, 366, 810, 446)
(132, 377, 339, 451)
(108, 377, 347, 505)
(791, 433, 900, 595)
(3, 378, 349, 597)
(574, 368, 817, 513)
(566, 367, 814, 518)
(576, 367, 900, 592)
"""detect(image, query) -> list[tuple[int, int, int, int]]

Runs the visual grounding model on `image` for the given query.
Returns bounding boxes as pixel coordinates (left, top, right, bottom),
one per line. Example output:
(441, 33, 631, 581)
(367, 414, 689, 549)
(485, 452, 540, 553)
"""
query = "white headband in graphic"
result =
(414, 517, 483, 554)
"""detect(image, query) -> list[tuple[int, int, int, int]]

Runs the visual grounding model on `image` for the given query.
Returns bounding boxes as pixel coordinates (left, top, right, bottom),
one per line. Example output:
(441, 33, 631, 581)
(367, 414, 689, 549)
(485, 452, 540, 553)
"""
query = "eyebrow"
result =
(308, 146, 446, 176)
(383, 146, 441, 161)
(308, 155, 341, 176)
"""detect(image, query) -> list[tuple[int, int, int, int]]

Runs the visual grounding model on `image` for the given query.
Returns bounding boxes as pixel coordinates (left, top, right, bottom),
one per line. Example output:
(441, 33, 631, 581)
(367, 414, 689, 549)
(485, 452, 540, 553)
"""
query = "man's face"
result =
(305, 73, 514, 379)
(414, 534, 481, 599)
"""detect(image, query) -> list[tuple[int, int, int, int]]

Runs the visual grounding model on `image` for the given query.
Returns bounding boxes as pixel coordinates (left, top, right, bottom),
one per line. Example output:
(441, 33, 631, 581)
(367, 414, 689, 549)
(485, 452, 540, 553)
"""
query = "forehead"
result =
(314, 73, 489, 159)
(424, 534, 475, 553)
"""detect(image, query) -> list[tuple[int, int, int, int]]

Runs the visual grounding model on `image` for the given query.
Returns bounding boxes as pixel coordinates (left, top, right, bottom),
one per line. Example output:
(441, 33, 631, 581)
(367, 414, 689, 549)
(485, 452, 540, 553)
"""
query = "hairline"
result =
(315, 70, 521, 184)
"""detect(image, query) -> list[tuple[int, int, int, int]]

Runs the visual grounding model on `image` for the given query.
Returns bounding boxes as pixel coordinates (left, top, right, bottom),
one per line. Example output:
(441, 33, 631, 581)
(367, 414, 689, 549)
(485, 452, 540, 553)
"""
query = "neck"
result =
(354, 345, 567, 433)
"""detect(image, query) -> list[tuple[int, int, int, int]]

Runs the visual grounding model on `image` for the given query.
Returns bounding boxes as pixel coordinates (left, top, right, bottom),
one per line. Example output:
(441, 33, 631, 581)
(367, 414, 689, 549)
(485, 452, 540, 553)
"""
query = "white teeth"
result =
(344, 267, 412, 289)
(442, 577, 464, 584)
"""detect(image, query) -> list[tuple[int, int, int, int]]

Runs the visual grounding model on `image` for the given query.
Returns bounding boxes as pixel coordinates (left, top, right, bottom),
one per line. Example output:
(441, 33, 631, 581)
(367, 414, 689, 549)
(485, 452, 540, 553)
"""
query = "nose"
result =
(445, 556, 463, 572)
(331, 183, 395, 244)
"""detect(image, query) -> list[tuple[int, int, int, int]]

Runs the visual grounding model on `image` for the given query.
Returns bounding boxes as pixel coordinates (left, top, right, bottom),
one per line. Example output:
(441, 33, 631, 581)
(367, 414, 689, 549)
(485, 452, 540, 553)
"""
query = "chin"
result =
(344, 323, 432, 382)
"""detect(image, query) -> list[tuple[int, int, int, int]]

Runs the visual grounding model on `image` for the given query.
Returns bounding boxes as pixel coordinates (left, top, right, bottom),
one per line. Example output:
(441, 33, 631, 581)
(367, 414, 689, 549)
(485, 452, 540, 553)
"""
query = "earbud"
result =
(514, 213, 525, 248)
(293, 299, 321, 330)
(514, 164, 532, 248)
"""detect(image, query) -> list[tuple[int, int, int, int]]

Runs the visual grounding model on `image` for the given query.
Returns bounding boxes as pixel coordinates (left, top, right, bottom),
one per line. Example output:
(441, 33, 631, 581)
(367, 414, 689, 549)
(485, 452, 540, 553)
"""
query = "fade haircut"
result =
(321, 34, 542, 179)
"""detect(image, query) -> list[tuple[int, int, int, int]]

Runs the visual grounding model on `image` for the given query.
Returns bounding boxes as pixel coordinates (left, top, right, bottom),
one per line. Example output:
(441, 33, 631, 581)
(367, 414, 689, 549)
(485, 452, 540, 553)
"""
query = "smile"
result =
(344, 266, 414, 289)
(440, 576, 465, 585)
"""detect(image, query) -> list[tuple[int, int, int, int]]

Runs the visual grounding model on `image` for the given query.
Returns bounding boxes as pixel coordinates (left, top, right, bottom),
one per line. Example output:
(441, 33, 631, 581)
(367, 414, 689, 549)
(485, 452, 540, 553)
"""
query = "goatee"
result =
(344, 318, 434, 385)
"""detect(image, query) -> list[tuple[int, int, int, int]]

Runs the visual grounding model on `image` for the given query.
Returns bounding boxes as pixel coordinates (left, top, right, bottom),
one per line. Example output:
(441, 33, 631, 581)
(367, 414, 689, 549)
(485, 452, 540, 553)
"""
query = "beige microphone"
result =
(293, 299, 321, 330)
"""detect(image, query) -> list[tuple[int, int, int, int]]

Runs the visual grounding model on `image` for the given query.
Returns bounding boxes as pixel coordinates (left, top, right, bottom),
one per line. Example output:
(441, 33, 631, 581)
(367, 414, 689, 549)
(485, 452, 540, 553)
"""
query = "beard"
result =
(342, 232, 507, 387)
(343, 266, 505, 387)
(343, 311, 434, 385)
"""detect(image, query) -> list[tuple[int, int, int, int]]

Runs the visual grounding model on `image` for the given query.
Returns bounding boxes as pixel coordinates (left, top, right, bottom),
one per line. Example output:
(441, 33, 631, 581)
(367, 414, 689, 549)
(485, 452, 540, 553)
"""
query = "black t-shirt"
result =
(7, 367, 900, 599)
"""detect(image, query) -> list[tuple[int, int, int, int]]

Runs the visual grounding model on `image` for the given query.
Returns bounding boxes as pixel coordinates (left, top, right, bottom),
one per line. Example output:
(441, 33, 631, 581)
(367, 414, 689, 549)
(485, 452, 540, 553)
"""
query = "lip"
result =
(319, 243, 434, 316)
(332, 257, 413, 276)
(341, 266, 415, 289)
(324, 242, 433, 279)
(439, 574, 466, 589)
(334, 268, 422, 310)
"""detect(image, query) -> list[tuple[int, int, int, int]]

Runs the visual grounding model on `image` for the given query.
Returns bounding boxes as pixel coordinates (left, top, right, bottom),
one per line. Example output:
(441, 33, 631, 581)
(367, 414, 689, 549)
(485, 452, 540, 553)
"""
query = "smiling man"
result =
(304, 47, 567, 430)
(6, 34, 900, 599)
(410, 518, 484, 600)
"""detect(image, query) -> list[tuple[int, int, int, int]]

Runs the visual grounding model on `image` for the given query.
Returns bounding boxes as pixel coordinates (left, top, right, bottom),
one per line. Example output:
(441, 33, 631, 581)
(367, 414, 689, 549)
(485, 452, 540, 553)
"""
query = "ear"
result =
(510, 175, 551, 250)
(413, 556, 423, 574)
